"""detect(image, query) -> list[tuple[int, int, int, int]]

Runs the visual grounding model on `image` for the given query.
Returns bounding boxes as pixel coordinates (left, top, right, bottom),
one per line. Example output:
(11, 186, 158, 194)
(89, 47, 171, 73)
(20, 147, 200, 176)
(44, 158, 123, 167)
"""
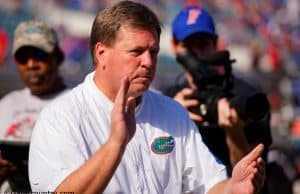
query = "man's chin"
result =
(28, 85, 48, 96)
(128, 85, 149, 98)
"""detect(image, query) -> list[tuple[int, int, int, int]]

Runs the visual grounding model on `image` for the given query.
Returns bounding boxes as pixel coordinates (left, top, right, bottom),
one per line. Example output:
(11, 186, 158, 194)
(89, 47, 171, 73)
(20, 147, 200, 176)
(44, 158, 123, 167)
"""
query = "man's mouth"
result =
(135, 74, 152, 81)
(136, 76, 151, 81)
(27, 74, 42, 85)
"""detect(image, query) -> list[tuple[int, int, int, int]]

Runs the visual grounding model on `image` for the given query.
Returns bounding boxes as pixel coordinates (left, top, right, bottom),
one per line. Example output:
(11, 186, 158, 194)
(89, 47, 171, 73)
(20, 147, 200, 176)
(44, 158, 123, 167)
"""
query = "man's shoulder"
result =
(0, 88, 28, 98)
(0, 88, 28, 105)
(146, 90, 178, 104)
(145, 91, 190, 115)
(143, 91, 195, 135)
(41, 84, 85, 118)
(160, 74, 188, 97)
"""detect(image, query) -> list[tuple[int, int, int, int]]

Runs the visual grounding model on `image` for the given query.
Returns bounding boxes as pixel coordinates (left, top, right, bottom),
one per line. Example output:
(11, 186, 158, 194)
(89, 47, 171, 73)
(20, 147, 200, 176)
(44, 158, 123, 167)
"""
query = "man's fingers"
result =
(174, 88, 195, 101)
(181, 88, 195, 97)
(218, 98, 231, 127)
(256, 158, 266, 186)
(182, 99, 199, 108)
(0, 157, 12, 167)
(244, 144, 264, 162)
(253, 163, 265, 194)
(229, 109, 238, 123)
(189, 112, 203, 122)
(257, 158, 265, 175)
(114, 76, 130, 113)
(127, 97, 136, 117)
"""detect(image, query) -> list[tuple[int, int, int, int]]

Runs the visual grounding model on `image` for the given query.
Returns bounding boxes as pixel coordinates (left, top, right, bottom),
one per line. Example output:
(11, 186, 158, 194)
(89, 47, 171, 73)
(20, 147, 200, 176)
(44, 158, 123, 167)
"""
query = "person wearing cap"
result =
(28, 2, 265, 194)
(0, 20, 67, 191)
(165, 5, 272, 191)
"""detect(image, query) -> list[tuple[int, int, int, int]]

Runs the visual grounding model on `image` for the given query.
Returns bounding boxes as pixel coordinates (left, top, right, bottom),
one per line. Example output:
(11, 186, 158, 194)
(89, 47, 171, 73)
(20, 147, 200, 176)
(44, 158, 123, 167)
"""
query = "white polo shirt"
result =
(29, 72, 227, 193)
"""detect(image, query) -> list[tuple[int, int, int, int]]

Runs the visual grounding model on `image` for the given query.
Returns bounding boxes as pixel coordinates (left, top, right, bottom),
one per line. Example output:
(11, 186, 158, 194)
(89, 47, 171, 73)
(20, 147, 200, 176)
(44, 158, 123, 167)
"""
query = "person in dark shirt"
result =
(165, 5, 272, 185)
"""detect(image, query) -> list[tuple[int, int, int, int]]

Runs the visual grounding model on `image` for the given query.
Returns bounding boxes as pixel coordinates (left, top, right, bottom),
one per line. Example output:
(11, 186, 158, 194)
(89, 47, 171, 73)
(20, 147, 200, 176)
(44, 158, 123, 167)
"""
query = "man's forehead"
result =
(115, 25, 159, 45)
(118, 24, 158, 37)
(184, 32, 215, 42)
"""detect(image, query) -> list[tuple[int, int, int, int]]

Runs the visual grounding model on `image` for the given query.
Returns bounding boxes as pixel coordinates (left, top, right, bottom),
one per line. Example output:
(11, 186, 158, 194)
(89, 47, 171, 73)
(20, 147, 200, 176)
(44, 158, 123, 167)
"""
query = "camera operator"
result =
(165, 6, 272, 178)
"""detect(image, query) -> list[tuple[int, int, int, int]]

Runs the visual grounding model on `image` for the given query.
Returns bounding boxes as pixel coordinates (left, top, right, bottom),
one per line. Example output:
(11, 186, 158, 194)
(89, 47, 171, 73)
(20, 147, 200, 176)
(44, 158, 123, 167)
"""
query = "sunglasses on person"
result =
(15, 47, 49, 64)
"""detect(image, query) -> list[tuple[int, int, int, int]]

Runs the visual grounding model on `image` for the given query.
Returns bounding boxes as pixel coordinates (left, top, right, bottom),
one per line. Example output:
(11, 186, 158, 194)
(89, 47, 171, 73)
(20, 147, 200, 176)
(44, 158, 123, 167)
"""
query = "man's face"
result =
(182, 33, 216, 59)
(102, 25, 159, 99)
(14, 46, 60, 96)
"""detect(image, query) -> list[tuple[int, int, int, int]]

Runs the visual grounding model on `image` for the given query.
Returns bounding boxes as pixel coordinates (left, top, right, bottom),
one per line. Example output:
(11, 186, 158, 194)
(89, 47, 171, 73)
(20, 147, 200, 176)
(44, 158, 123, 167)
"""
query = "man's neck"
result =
(33, 78, 66, 97)
(93, 72, 142, 105)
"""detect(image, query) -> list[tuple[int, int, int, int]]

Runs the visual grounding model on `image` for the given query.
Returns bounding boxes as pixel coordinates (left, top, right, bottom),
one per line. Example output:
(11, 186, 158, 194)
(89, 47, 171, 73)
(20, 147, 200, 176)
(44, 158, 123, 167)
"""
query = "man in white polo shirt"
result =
(29, 1, 265, 193)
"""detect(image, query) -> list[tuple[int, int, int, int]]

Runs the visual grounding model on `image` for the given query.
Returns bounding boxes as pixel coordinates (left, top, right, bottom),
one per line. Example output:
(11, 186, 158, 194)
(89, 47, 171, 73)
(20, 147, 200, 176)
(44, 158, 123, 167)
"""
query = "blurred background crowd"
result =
(0, 0, 300, 192)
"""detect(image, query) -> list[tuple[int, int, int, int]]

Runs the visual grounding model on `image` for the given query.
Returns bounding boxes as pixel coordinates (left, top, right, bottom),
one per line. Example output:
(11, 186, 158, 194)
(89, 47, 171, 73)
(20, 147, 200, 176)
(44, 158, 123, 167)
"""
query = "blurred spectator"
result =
(165, 6, 273, 194)
(0, 20, 68, 192)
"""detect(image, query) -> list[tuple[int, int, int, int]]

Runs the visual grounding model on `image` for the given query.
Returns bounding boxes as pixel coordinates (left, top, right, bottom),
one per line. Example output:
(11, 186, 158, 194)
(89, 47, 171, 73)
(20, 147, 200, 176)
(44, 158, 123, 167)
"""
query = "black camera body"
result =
(176, 50, 270, 128)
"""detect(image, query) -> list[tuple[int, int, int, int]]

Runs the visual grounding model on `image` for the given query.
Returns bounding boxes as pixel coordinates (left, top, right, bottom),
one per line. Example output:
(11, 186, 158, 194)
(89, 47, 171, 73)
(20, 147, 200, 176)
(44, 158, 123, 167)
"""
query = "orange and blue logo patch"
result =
(187, 9, 201, 25)
(151, 136, 175, 155)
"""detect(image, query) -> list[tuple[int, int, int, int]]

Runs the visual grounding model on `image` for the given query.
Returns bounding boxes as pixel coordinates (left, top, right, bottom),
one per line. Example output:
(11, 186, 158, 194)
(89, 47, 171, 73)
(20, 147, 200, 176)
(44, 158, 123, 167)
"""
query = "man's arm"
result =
(217, 98, 251, 166)
(208, 144, 265, 194)
(55, 140, 126, 193)
(225, 131, 250, 167)
(55, 77, 136, 193)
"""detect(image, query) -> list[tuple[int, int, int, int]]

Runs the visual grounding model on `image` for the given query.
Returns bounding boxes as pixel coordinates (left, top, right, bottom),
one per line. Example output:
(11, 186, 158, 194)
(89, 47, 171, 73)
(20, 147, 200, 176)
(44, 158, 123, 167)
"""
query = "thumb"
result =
(114, 76, 130, 113)
(244, 144, 264, 162)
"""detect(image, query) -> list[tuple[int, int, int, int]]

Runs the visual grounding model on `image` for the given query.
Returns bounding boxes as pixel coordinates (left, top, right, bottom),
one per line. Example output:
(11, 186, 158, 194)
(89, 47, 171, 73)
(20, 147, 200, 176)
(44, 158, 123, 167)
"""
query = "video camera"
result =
(176, 50, 270, 128)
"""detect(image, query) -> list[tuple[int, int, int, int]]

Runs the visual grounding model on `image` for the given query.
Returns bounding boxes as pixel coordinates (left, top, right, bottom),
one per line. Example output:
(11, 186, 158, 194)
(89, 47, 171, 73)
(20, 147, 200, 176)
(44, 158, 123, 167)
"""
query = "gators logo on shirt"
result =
(151, 136, 175, 155)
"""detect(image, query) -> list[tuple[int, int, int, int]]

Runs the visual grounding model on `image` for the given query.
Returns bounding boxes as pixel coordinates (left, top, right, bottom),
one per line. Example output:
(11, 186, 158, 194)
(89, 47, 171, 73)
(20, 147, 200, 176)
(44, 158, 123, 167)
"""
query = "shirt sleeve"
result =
(0, 95, 14, 139)
(29, 105, 86, 191)
(182, 120, 228, 193)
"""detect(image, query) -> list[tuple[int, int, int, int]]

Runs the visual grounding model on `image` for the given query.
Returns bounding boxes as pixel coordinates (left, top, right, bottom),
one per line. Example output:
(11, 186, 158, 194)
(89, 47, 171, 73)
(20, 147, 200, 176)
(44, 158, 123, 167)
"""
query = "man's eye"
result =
(130, 50, 143, 56)
(15, 52, 28, 64)
(34, 50, 47, 60)
(150, 49, 159, 56)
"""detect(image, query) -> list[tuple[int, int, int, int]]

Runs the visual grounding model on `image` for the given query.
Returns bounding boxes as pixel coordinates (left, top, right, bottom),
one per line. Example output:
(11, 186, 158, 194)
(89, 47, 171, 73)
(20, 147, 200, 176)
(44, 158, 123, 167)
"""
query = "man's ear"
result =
(171, 37, 186, 55)
(95, 42, 107, 59)
(55, 47, 64, 66)
(49, 47, 64, 67)
(94, 42, 108, 70)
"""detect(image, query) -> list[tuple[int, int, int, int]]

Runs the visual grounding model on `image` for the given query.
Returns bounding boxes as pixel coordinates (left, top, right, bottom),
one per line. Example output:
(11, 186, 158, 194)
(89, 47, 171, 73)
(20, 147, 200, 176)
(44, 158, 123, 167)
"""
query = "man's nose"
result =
(141, 51, 156, 68)
(26, 58, 40, 69)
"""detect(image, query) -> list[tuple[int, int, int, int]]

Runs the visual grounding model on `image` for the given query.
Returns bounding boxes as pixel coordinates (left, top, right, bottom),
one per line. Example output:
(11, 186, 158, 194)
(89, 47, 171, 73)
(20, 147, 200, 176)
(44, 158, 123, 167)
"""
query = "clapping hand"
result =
(230, 144, 265, 194)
